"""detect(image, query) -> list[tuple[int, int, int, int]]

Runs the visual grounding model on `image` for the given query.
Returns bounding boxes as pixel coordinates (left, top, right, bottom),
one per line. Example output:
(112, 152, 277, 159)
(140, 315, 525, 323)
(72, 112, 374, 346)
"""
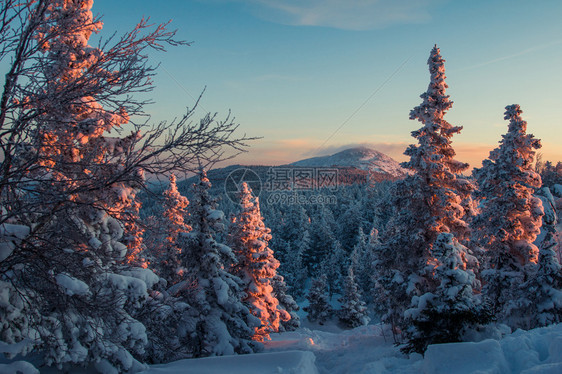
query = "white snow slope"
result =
(139, 322, 562, 374)
(142, 350, 317, 374)
(290, 147, 410, 179)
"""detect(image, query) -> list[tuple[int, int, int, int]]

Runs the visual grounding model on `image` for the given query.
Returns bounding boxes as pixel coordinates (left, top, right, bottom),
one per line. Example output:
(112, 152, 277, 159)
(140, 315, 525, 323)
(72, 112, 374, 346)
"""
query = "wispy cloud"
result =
(225, 0, 435, 30)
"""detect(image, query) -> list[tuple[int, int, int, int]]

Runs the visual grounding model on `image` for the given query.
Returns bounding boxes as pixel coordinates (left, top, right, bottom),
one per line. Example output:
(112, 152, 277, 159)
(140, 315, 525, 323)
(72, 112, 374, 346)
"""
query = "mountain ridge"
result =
(170, 146, 408, 194)
(290, 146, 409, 180)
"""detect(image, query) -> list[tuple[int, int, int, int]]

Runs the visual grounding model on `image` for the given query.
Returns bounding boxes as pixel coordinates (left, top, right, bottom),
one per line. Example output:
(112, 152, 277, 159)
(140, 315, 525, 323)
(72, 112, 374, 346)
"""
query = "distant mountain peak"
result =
(329, 146, 387, 159)
(290, 146, 409, 180)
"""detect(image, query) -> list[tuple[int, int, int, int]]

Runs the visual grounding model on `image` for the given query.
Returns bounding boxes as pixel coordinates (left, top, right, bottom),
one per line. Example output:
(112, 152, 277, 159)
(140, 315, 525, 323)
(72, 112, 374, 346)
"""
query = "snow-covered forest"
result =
(1, 1, 562, 373)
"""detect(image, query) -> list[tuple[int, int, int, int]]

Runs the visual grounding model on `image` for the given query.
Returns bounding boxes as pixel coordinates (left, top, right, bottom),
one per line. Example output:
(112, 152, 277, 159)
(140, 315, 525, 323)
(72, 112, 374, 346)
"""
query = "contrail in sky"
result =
(312, 53, 413, 155)
(455, 39, 562, 72)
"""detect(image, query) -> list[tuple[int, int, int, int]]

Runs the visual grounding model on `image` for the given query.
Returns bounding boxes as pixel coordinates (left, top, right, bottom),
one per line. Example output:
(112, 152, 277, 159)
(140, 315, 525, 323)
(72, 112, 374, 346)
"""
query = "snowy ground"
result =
(139, 321, 562, 374)
(4, 321, 562, 373)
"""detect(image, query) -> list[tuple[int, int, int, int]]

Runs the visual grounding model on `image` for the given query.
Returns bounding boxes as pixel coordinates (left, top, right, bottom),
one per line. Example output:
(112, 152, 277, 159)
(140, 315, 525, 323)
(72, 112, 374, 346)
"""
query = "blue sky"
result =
(93, 0, 562, 168)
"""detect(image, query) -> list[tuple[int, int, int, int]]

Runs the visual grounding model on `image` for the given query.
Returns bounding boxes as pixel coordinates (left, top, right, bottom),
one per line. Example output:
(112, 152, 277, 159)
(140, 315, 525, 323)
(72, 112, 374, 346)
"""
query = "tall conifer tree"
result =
(178, 171, 260, 356)
(473, 104, 544, 326)
(375, 45, 474, 335)
(229, 183, 290, 341)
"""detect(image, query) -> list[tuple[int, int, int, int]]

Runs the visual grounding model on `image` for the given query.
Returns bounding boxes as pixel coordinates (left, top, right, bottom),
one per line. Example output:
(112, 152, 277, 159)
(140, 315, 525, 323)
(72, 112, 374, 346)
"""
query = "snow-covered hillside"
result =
(291, 147, 410, 180)
(161, 146, 406, 206)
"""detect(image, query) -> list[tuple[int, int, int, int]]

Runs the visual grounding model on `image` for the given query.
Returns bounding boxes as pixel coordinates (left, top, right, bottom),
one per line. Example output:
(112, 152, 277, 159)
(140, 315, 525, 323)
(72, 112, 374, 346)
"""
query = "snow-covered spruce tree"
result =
(521, 237, 562, 329)
(136, 287, 191, 364)
(338, 201, 366, 251)
(367, 181, 394, 233)
(272, 274, 301, 332)
(350, 228, 367, 274)
(536, 187, 557, 241)
(162, 175, 191, 246)
(510, 187, 560, 330)
(473, 104, 543, 327)
(281, 236, 308, 299)
(403, 45, 473, 242)
(177, 171, 260, 356)
(229, 182, 290, 342)
(304, 274, 332, 325)
(338, 267, 370, 328)
(0, 1, 154, 371)
(321, 239, 347, 297)
(136, 174, 192, 363)
(148, 174, 191, 285)
(541, 161, 562, 187)
(402, 233, 491, 354)
(307, 205, 338, 274)
(350, 227, 379, 297)
(277, 204, 311, 251)
(374, 45, 475, 336)
(0, 1, 254, 370)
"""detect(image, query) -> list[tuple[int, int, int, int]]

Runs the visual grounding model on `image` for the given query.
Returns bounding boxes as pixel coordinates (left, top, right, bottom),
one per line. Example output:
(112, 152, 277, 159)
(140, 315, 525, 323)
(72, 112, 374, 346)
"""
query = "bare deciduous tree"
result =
(0, 0, 255, 371)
